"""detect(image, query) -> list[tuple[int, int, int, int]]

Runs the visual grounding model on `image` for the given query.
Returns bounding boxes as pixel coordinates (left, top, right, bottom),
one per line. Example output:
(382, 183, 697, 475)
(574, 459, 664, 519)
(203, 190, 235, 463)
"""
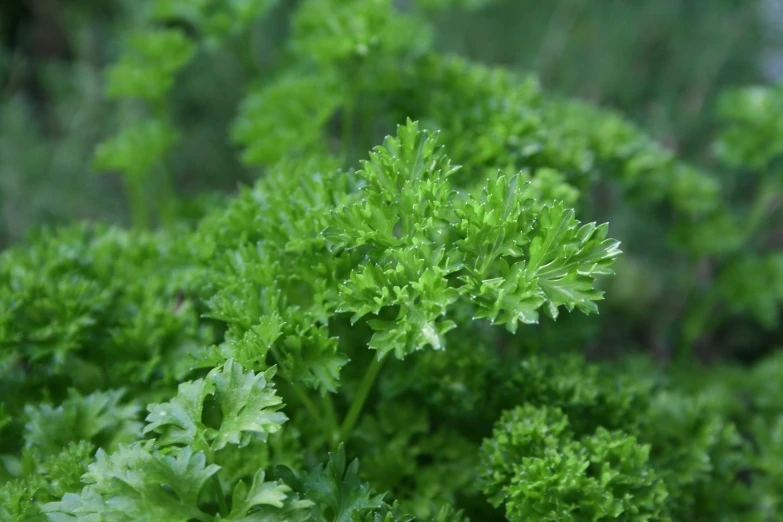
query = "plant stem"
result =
(241, 28, 259, 74)
(339, 354, 384, 443)
(678, 293, 714, 360)
(271, 345, 333, 440)
(124, 176, 149, 229)
(290, 384, 324, 429)
(324, 393, 340, 449)
(745, 176, 780, 240)
(211, 474, 228, 517)
(151, 98, 178, 227)
(342, 101, 354, 163)
(156, 162, 178, 228)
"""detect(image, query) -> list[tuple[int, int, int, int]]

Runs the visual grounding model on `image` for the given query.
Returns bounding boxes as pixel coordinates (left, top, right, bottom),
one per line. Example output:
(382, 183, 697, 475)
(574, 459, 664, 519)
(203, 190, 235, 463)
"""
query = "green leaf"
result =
(93, 119, 179, 179)
(211, 360, 288, 450)
(302, 444, 385, 522)
(331, 120, 620, 351)
(291, 0, 432, 64)
(144, 360, 287, 453)
(225, 469, 313, 521)
(152, 0, 278, 40)
(105, 28, 195, 101)
(43, 443, 220, 522)
(0, 478, 42, 522)
(24, 389, 141, 458)
(144, 377, 212, 451)
(339, 254, 460, 359)
(232, 71, 344, 166)
(479, 405, 668, 522)
(278, 325, 350, 396)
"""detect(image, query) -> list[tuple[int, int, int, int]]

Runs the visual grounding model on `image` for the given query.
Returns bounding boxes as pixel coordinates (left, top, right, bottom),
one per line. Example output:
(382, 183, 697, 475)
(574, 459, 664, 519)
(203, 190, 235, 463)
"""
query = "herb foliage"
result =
(1, 1, 782, 521)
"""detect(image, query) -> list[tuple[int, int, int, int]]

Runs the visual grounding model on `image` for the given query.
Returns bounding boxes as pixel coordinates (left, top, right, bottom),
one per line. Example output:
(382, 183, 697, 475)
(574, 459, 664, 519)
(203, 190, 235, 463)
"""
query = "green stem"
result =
(241, 29, 258, 74)
(291, 384, 324, 429)
(678, 272, 735, 362)
(271, 345, 332, 439)
(156, 162, 178, 228)
(211, 474, 228, 517)
(342, 101, 354, 163)
(745, 176, 779, 240)
(339, 354, 384, 443)
(151, 99, 178, 227)
(324, 393, 340, 449)
(124, 176, 149, 229)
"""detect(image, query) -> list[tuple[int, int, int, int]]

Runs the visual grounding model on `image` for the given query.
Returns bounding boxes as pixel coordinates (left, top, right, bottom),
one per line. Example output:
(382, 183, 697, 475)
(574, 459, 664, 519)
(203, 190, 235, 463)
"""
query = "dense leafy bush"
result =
(1, 1, 782, 520)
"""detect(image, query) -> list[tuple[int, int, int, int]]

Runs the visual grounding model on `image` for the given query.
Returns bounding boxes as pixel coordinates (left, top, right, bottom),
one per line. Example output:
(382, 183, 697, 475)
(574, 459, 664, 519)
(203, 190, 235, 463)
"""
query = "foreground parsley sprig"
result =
(33, 119, 621, 521)
(323, 121, 620, 440)
(329, 120, 621, 357)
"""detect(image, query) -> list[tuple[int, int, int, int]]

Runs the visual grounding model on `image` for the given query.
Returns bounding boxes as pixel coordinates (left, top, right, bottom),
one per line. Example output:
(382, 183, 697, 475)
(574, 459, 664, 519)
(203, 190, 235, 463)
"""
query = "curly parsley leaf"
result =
(144, 360, 287, 453)
(43, 443, 219, 522)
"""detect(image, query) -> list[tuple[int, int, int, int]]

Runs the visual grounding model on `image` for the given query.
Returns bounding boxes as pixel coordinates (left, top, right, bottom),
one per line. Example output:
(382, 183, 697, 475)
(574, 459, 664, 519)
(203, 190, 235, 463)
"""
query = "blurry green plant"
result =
(93, 0, 279, 228)
(430, 0, 767, 160)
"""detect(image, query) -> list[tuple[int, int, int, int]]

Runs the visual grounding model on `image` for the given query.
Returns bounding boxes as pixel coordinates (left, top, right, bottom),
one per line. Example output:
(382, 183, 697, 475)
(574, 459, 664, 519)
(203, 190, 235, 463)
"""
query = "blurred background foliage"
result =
(1, 0, 778, 246)
(434, 0, 771, 161)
